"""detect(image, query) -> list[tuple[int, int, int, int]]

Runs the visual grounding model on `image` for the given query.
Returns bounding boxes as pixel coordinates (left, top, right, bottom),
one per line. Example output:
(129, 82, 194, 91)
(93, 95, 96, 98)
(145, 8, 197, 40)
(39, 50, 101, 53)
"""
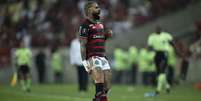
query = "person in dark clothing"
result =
(35, 49, 46, 83)
(70, 38, 88, 92)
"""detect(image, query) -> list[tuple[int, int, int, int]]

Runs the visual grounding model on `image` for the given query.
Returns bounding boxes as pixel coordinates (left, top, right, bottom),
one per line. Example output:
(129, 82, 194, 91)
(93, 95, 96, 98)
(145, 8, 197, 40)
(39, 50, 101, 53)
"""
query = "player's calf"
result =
(92, 83, 108, 101)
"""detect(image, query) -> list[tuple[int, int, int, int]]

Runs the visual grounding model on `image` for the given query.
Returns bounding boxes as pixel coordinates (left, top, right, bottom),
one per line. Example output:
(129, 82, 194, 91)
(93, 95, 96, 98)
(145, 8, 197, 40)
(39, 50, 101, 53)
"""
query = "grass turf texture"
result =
(0, 84, 201, 101)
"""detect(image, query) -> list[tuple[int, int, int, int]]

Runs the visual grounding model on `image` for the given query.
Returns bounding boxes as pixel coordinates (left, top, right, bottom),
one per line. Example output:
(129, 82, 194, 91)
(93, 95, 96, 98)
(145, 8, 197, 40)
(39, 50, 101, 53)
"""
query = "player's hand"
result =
(82, 60, 92, 74)
(107, 29, 113, 34)
(105, 29, 113, 38)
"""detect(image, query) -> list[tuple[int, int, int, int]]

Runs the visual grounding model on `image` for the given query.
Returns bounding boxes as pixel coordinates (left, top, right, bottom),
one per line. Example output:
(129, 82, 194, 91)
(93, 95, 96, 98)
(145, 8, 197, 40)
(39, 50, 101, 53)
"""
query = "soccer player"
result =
(145, 26, 173, 96)
(15, 42, 32, 92)
(79, 1, 113, 101)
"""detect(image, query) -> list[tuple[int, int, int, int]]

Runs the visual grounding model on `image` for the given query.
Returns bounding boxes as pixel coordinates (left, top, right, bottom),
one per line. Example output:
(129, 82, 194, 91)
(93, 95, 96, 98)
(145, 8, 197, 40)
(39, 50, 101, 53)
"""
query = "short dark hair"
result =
(84, 1, 97, 16)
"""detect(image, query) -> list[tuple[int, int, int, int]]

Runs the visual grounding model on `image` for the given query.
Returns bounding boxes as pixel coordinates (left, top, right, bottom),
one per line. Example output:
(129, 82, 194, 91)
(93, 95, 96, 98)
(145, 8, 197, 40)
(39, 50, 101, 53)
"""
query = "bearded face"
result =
(89, 3, 101, 20)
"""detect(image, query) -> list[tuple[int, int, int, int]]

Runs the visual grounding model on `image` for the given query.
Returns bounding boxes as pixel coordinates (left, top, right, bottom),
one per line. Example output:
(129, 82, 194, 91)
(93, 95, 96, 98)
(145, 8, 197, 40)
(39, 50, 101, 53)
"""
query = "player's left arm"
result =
(80, 37, 87, 61)
(167, 33, 174, 47)
(163, 32, 174, 47)
(104, 24, 113, 39)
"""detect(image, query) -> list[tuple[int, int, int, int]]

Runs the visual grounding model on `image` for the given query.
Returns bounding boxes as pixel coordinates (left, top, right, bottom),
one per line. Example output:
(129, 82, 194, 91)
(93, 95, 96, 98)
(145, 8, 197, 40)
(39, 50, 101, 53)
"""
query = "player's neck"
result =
(87, 16, 100, 24)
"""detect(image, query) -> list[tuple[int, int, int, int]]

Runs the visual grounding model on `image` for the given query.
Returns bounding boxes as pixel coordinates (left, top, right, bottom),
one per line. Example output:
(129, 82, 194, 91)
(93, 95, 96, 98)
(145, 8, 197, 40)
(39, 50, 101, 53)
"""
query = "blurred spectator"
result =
(190, 18, 201, 58)
(138, 48, 156, 86)
(190, 39, 201, 58)
(35, 49, 46, 84)
(51, 48, 63, 83)
(0, 48, 11, 68)
(195, 18, 201, 38)
(110, 20, 132, 35)
(128, 46, 138, 85)
(174, 39, 191, 81)
(114, 48, 129, 84)
(0, 0, 196, 48)
(131, 0, 151, 26)
(70, 37, 88, 92)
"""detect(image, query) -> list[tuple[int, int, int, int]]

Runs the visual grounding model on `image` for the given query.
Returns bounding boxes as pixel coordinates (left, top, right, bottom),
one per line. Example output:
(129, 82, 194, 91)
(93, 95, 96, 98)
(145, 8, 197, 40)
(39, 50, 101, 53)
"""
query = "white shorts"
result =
(84, 56, 111, 72)
(91, 56, 110, 70)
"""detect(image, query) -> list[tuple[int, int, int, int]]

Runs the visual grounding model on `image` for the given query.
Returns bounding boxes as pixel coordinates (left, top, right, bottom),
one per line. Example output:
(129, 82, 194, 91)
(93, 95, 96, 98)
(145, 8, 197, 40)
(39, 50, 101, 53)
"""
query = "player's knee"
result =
(94, 77, 104, 83)
(92, 74, 104, 83)
(92, 67, 104, 83)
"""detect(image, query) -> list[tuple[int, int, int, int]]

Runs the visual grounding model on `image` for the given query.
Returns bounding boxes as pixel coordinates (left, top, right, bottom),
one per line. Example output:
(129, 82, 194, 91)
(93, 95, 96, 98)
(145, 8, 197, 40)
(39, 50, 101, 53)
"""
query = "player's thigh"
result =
(90, 67, 104, 82)
(103, 69, 112, 88)
(21, 65, 30, 78)
(104, 69, 112, 81)
(88, 57, 104, 82)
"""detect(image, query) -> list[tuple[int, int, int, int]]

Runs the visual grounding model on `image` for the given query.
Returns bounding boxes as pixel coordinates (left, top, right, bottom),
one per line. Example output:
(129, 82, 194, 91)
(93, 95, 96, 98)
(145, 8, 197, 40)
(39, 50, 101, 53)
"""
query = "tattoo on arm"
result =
(80, 38, 87, 61)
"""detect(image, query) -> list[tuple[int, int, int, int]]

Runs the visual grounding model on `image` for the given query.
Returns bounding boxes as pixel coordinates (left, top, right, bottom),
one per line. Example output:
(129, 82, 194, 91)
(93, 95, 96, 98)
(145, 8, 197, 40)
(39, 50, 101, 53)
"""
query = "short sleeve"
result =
(148, 34, 154, 47)
(163, 32, 173, 41)
(79, 24, 88, 39)
(167, 34, 173, 41)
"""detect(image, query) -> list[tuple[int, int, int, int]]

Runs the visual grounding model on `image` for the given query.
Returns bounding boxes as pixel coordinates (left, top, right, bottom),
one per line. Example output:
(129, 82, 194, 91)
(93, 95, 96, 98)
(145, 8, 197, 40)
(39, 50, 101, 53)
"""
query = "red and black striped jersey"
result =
(79, 19, 109, 59)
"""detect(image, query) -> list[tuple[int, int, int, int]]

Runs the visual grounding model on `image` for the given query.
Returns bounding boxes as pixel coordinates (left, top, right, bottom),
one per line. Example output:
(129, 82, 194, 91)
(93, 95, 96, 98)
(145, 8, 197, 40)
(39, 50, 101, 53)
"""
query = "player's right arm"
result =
(79, 25, 88, 61)
(80, 38, 87, 61)
(79, 24, 92, 73)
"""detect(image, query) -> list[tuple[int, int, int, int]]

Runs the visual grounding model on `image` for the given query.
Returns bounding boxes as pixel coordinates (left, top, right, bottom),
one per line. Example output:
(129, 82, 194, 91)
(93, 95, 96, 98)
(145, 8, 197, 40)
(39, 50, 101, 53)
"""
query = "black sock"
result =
(95, 83, 104, 96)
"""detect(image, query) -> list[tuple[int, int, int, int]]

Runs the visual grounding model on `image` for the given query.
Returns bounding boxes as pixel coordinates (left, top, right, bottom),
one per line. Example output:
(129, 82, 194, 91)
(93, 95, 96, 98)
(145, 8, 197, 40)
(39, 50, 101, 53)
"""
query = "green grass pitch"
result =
(0, 84, 201, 101)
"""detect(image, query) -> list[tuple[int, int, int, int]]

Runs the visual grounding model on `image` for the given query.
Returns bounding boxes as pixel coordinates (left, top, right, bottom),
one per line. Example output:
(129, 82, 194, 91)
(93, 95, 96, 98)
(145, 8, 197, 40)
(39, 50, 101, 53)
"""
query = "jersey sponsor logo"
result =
(92, 34, 105, 39)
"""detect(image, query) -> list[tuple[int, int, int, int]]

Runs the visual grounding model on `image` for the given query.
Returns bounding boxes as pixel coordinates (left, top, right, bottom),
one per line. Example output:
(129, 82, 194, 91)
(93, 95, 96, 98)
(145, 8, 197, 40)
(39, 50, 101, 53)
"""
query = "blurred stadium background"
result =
(0, 0, 201, 101)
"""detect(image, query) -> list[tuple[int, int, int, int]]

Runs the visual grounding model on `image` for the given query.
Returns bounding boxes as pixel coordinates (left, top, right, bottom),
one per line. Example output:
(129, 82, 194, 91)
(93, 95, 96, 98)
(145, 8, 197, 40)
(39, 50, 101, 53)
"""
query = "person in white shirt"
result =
(70, 37, 88, 92)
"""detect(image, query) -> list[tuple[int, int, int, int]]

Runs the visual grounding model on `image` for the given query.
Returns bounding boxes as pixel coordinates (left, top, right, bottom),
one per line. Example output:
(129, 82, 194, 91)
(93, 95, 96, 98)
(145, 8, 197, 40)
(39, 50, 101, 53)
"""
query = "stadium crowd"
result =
(0, 0, 195, 48)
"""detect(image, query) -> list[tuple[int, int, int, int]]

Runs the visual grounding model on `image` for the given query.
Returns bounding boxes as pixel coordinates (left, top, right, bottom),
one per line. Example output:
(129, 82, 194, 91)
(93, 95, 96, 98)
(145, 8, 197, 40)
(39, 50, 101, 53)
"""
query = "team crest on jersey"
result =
(79, 26, 87, 35)
(89, 24, 104, 29)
